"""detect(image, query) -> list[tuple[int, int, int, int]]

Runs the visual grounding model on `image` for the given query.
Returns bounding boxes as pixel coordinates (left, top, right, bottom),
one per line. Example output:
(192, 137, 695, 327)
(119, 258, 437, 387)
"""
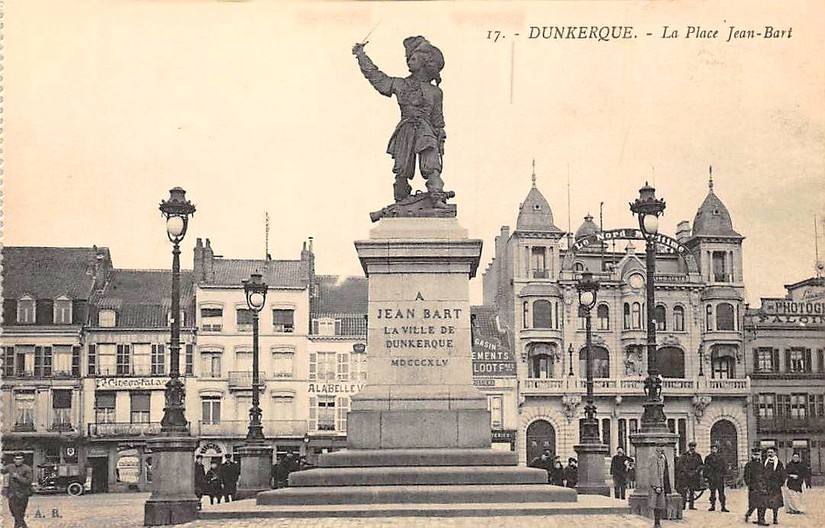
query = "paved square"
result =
(2, 488, 822, 528)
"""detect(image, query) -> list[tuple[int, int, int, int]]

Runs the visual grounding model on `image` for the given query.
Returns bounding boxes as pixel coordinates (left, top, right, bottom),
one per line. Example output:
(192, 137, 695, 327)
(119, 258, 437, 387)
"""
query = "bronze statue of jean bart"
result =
(353, 36, 456, 221)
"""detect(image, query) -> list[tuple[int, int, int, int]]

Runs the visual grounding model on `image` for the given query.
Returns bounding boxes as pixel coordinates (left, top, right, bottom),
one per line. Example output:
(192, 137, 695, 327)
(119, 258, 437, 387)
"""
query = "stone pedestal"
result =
(628, 429, 683, 520)
(349, 217, 489, 449)
(143, 436, 199, 526)
(574, 442, 610, 496)
(256, 217, 590, 513)
(235, 444, 274, 500)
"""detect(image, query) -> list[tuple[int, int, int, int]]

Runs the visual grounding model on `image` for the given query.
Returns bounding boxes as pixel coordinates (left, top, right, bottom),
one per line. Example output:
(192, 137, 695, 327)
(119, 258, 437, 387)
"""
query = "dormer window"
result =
(17, 296, 35, 324)
(54, 297, 72, 325)
(98, 309, 117, 327)
(312, 317, 341, 336)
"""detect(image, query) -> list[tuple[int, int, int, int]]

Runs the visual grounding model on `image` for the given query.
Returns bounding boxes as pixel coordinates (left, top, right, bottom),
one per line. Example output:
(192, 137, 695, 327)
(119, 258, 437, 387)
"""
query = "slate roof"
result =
(691, 181, 742, 238)
(210, 259, 309, 288)
(516, 185, 563, 233)
(1, 246, 109, 299)
(575, 214, 600, 240)
(312, 275, 368, 315)
(471, 305, 507, 340)
(94, 269, 195, 328)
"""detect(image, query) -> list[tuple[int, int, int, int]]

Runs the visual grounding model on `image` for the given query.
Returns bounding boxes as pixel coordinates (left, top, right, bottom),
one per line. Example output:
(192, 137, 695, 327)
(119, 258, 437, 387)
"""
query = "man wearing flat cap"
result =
(680, 441, 703, 510)
(744, 448, 767, 524)
(353, 36, 447, 204)
(564, 457, 578, 489)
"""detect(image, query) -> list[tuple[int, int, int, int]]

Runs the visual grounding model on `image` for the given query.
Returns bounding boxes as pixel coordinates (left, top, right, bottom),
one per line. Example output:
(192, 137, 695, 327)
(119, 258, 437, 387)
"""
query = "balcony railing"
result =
(11, 422, 36, 432)
(4, 370, 79, 379)
(228, 371, 267, 390)
(196, 420, 307, 437)
(756, 416, 825, 433)
(655, 273, 689, 283)
(47, 422, 77, 433)
(521, 376, 750, 396)
(87, 422, 163, 438)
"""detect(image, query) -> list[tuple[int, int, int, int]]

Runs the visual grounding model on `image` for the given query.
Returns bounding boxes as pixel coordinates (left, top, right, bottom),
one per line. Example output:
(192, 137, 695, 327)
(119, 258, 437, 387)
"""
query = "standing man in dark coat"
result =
(704, 443, 729, 512)
(744, 448, 766, 524)
(220, 454, 240, 502)
(549, 457, 566, 486)
(2, 454, 34, 528)
(193, 455, 208, 510)
(564, 458, 578, 489)
(761, 447, 785, 525)
(610, 447, 630, 499)
(680, 441, 703, 510)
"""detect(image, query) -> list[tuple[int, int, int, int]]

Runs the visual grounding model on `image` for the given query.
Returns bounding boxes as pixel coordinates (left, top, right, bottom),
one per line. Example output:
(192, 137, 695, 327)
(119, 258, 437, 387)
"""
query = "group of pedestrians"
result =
(270, 452, 312, 488)
(744, 448, 812, 525)
(194, 453, 241, 508)
(675, 441, 728, 512)
(528, 450, 578, 488)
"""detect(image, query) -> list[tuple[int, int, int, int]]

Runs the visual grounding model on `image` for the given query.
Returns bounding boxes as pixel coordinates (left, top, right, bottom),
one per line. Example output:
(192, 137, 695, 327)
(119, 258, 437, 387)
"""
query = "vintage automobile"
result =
(34, 463, 91, 496)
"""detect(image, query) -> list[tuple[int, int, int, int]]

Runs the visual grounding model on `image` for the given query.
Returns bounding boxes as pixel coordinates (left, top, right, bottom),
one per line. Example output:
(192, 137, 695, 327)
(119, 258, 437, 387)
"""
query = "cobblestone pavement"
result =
(2, 488, 823, 528)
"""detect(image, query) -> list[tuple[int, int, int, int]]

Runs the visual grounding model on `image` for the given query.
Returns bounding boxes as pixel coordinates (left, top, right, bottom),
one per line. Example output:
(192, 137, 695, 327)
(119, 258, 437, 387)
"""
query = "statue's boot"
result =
(424, 172, 450, 208)
(394, 176, 412, 202)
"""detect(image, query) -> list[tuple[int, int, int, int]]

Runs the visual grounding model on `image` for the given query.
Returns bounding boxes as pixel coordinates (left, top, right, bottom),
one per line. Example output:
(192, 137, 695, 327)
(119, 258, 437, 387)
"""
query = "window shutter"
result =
(311, 319, 319, 334)
(308, 397, 317, 431)
(336, 396, 349, 432)
(309, 353, 316, 381)
(72, 346, 81, 377)
(772, 349, 780, 372)
(753, 348, 759, 372)
(804, 349, 812, 373)
(818, 349, 824, 373)
(88, 344, 96, 375)
(785, 349, 791, 373)
(337, 353, 350, 381)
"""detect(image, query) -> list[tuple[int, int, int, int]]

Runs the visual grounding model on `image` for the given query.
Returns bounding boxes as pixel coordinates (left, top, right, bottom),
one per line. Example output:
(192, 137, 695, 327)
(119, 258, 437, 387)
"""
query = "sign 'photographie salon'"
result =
(755, 298, 825, 326)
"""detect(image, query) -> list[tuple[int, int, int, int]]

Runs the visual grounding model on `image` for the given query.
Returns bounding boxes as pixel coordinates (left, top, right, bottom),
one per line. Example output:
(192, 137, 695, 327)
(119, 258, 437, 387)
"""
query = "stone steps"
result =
(317, 448, 518, 467)
(256, 483, 576, 505)
(200, 496, 631, 519)
(289, 465, 548, 487)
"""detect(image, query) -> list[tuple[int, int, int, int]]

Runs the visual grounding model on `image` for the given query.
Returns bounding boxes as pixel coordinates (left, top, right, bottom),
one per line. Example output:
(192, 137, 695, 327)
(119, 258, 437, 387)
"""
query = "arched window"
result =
(655, 305, 667, 331)
(579, 346, 610, 378)
(533, 300, 552, 329)
(711, 345, 737, 379)
(528, 343, 557, 379)
(716, 303, 735, 331)
(522, 302, 530, 329)
(574, 262, 586, 272)
(623, 303, 631, 330)
(632, 302, 642, 329)
(597, 304, 610, 331)
(706, 304, 713, 331)
(673, 306, 685, 332)
(658, 347, 685, 378)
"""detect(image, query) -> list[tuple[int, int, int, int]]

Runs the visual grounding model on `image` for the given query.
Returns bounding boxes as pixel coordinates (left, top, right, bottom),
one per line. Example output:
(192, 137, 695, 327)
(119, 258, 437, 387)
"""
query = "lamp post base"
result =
(235, 444, 274, 500)
(573, 442, 610, 496)
(628, 430, 682, 520)
(143, 436, 198, 526)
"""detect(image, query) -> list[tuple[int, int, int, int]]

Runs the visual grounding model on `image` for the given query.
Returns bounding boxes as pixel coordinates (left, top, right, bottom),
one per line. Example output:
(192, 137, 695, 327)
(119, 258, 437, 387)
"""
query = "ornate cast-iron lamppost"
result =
(572, 272, 609, 496)
(235, 272, 274, 499)
(629, 182, 667, 431)
(160, 188, 196, 434)
(244, 272, 267, 442)
(568, 344, 574, 377)
(628, 182, 683, 518)
(577, 272, 600, 443)
(145, 187, 198, 526)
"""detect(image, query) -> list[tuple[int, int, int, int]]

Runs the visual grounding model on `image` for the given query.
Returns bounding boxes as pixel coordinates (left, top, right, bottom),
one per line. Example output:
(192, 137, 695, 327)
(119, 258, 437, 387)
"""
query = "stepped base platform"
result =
(201, 495, 630, 519)
(256, 449, 577, 515)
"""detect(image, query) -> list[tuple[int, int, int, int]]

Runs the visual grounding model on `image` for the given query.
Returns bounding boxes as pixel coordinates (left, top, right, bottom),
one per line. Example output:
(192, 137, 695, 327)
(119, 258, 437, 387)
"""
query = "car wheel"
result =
(67, 482, 84, 496)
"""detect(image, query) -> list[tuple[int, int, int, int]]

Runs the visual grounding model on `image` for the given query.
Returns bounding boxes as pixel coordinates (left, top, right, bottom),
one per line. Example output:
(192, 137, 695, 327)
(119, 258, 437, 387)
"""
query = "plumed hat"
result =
(403, 35, 445, 73)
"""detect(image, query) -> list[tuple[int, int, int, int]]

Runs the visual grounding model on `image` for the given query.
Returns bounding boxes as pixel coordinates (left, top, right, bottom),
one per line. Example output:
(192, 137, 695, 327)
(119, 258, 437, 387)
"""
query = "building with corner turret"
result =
(481, 172, 752, 483)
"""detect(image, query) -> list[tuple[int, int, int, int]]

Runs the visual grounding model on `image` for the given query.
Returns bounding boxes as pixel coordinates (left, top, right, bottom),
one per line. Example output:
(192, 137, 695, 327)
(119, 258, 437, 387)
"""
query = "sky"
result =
(4, 0, 824, 306)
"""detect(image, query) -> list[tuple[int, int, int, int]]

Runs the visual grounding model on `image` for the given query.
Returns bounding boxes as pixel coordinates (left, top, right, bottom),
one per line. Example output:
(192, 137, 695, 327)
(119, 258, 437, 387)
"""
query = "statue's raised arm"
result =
(353, 36, 454, 220)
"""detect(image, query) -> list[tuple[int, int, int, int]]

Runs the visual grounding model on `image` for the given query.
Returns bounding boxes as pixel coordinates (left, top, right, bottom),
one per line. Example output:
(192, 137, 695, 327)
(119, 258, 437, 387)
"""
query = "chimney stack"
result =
(204, 239, 214, 283)
(676, 221, 692, 243)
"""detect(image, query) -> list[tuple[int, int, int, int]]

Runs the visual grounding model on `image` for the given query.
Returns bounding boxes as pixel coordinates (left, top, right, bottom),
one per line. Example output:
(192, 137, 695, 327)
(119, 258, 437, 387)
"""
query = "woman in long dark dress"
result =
(784, 453, 810, 514)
